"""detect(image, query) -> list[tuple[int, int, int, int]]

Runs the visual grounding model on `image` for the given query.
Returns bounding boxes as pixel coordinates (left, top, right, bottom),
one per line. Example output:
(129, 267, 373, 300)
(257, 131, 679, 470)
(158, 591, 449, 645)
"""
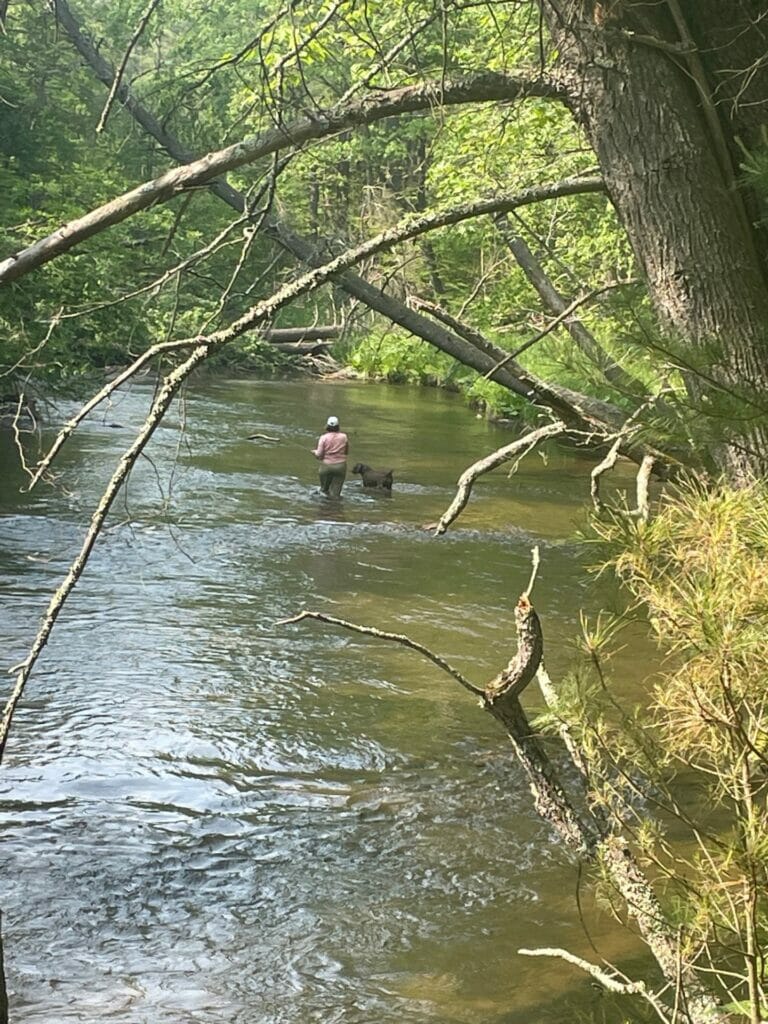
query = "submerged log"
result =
(269, 340, 335, 356)
(258, 326, 341, 343)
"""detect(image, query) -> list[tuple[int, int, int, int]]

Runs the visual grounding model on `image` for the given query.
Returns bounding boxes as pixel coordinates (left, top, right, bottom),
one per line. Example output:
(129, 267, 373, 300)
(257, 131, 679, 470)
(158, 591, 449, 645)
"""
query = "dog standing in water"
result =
(352, 463, 394, 491)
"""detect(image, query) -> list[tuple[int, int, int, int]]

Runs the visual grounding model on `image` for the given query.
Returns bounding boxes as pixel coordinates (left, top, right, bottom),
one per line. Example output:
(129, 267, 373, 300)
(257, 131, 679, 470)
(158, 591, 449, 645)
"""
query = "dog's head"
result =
(352, 463, 368, 475)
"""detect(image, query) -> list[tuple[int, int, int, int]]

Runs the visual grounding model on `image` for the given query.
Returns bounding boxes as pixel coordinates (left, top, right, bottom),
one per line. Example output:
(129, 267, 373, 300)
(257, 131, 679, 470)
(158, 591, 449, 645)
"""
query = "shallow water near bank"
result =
(0, 378, 655, 1023)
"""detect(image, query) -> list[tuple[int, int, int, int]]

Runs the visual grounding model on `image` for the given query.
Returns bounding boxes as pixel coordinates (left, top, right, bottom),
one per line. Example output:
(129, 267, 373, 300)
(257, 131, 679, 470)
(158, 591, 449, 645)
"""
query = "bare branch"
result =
(407, 295, 627, 430)
(95, 0, 160, 134)
(1, 342, 211, 764)
(1, 308, 62, 382)
(518, 948, 647, 994)
(27, 337, 195, 490)
(520, 937, 675, 1019)
(494, 217, 645, 395)
(337, 7, 440, 103)
(590, 433, 626, 513)
(10, 396, 35, 479)
(278, 610, 483, 696)
(482, 280, 638, 380)
(435, 421, 567, 535)
(485, 594, 545, 703)
(0, 70, 567, 285)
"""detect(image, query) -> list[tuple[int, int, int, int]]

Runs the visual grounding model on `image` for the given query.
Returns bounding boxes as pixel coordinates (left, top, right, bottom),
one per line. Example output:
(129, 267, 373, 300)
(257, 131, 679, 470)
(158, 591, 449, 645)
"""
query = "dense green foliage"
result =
(565, 485, 768, 1020)
(1, 0, 651, 414)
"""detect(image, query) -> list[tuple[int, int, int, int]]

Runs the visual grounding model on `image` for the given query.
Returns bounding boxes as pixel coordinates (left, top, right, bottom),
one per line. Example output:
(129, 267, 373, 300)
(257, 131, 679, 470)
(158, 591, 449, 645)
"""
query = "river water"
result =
(0, 378, 653, 1023)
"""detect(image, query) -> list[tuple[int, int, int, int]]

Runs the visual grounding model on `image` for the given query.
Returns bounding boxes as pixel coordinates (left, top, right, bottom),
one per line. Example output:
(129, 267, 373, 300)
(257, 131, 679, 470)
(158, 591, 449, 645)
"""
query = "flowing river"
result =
(0, 377, 654, 1023)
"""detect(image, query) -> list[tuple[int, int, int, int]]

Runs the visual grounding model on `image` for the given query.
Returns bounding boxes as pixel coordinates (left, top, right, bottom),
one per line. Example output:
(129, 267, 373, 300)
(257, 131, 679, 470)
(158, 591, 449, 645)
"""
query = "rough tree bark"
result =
(540, 0, 768, 482)
(449, 594, 726, 1022)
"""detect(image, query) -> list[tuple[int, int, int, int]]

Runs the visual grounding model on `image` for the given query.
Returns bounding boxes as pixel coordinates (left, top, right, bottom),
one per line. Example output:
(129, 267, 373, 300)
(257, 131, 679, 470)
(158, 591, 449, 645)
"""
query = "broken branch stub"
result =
(482, 593, 591, 851)
(485, 595, 543, 704)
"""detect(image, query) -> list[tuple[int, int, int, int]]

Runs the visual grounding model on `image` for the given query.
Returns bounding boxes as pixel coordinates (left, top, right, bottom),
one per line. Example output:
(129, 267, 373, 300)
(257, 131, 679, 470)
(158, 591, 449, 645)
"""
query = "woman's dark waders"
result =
(319, 461, 347, 497)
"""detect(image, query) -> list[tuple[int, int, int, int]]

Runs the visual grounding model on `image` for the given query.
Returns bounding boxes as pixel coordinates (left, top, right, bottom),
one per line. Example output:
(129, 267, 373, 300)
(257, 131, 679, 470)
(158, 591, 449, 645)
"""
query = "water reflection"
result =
(0, 379, 653, 1023)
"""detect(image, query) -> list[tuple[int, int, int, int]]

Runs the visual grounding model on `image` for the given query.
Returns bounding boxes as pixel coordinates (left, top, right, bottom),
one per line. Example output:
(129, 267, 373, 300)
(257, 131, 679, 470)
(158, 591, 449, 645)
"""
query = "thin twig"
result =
(26, 337, 197, 490)
(96, 0, 161, 133)
(278, 610, 484, 697)
(56, 209, 251, 322)
(10, 395, 34, 478)
(435, 421, 566, 535)
(483, 281, 637, 381)
(518, 947, 647, 994)
(1, 308, 63, 383)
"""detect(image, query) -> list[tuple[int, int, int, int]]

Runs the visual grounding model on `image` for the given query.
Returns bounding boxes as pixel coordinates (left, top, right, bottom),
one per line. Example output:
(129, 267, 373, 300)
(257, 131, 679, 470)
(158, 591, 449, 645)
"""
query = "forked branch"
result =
(278, 611, 483, 697)
(282, 568, 726, 1023)
(0, 72, 568, 285)
(435, 421, 566, 534)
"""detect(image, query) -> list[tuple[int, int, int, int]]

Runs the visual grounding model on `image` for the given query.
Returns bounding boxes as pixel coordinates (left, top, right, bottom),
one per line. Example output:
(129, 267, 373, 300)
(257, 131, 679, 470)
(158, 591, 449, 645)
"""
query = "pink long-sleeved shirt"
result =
(313, 431, 349, 463)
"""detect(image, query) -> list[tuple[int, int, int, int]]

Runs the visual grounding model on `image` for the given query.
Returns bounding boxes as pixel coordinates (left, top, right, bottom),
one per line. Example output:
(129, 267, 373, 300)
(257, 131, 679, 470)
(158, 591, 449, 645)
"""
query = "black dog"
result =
(352, 463, 394, 490)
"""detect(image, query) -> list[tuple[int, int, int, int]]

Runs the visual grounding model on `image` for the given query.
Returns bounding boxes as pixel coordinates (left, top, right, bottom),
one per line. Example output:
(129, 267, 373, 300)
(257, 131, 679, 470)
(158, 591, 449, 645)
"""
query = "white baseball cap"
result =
(326, 415, 339, 427)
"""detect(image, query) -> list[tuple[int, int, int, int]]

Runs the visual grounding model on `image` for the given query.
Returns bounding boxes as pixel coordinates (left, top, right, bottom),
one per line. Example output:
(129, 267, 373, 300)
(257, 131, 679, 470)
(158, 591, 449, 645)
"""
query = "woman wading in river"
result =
(312, 415, 349, 497)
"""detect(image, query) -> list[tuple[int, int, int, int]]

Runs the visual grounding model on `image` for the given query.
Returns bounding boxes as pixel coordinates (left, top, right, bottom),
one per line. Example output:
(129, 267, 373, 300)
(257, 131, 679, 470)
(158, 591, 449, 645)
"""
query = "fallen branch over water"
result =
(434, 421, 566, 535)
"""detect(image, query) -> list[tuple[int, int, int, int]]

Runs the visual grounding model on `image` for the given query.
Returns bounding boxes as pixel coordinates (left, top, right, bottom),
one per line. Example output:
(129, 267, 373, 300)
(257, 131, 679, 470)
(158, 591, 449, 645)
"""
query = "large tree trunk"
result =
(541, 0, 768, 483)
